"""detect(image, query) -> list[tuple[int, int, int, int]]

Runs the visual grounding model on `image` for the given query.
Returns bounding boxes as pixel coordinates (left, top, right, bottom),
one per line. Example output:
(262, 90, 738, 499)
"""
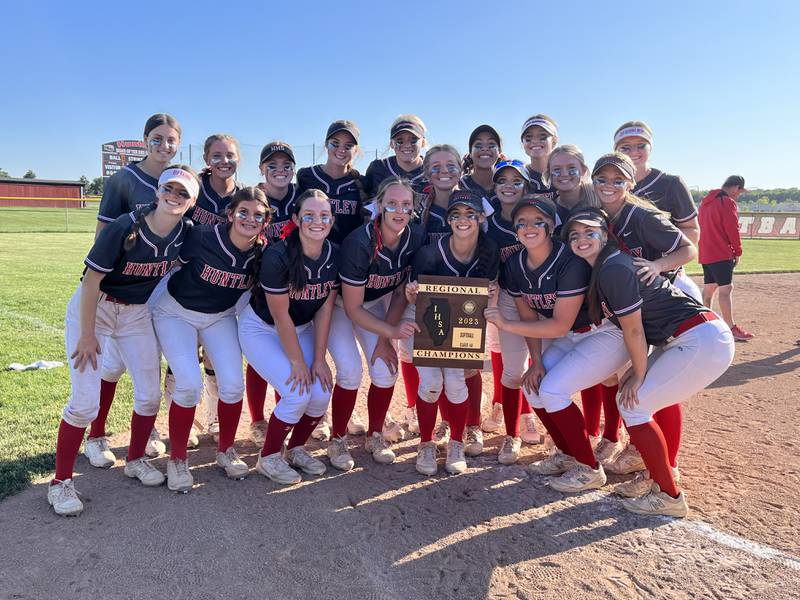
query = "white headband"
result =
(158, 168, 199, 199)
(521, 118, 557, 138)
(614, 126, 653, 146)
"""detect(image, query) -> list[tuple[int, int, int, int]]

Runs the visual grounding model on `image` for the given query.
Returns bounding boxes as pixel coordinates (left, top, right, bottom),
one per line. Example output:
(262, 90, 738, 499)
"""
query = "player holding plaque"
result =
(404, 190, 499, 476)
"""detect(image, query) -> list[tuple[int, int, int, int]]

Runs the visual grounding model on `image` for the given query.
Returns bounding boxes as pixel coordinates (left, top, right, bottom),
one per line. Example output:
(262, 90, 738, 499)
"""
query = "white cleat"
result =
(249, 420, 267, 447)
(445, 440, 467, 474)
(84, 436, 115, 468)
(311, 415, 331, 441)
(416, 441, 438, 476)
(548, 462, 607, 493)
(347, 415, 367, 436)
(166, 458, 193, 493)
(256, 452, 301, 485)
(286, 446, 327, 476)
(124, 457, 165, 487)
(382, 418, 405, 443)
(463, 426, 483, 457)
(47, 479, 83, 516)
(327, 435, 355, 471)
(403, 406, 419, 434)
(480, 402, 504, 433)
(519, 413, 542, 445)
(144, 427, 166, 458)
(365, 432, 396, 464)
(497, 435, 522, 465)
(216, 447, 249, 480)
(621, 483, 688, 518)
(433, 420, 450, 447)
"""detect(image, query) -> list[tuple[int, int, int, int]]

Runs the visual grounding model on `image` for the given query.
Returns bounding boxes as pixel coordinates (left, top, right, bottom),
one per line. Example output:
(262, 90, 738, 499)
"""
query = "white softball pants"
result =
(524, 321, 629, 412)
(328, 295, 397, 390)
(62, 285, 162, 428)
(152, 291, 244, 408)
(238, 304, 329, 424)
(397, 304, 468, 404)
(674, 269, 702, 303)
(496, 289, 532, 389)
(619, 319, 734, 426)
(99, 273, 173, 382)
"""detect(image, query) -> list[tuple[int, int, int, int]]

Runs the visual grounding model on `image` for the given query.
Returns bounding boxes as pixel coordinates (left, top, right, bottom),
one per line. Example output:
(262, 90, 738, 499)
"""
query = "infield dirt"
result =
(0, 273, 798, 599)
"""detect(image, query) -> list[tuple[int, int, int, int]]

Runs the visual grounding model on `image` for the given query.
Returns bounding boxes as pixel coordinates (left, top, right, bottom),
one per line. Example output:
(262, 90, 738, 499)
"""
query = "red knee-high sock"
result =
(245, 364, 267, 423)
(127, 411, 157, 461)
(491, 352, 503, 405)
(601, 384, 621, 442)
(217, 399, 243, 453)
(288, 414, 323, 449)
(89, 379, 117, 438)
(532, 408, 569, 453)
(447, 399, 467, 442)
(653, 404, 682, 468)
(627, 421, 679, 497)
(547, 404, 597, 468)
(437, 391, 449, 422)
(54, 420, 87, 482)
(580, 384, 602, 438)
(331, 385, 358, 438)
(261, 413, 293, 457)
(367, 384, 395, 435)
(168, 403, 196, 460)
(417, 398, 438, 442)
(466, 373, 482, 427)
(520, 395, 532, 415)
(274, 391, 281, 403)
(400, 361, 419, 409)
(501, 384, 523, 437)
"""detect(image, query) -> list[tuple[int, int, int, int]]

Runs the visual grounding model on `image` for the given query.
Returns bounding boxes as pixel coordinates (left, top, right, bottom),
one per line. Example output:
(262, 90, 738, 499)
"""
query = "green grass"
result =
(0, 233, 796, 499)
(0, 205, 100, 233)
(0, 232, 134, 499)
(684, 239, 799, 275)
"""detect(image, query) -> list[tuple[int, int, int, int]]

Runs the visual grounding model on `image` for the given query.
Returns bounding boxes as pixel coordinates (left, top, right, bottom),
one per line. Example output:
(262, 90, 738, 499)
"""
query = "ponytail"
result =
(285, 227, 306, 292)
(124, 204, 155, 251)
(462, 154, 474, 176)
(472, 229, 499, 279)
(586, 239, 620, 324)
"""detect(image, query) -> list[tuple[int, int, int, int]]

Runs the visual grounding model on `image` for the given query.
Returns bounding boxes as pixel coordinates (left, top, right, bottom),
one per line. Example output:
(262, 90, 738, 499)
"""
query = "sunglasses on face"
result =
(149, 138, 177, 150)
(618, 143, 650, 153)
(514, 220, 548, 231)
(327, 141, 356, 151)
(300, 214, 333, 225)
(235, 209, 266, 223)
(447, 213, 479, 223)
(430, 164, 460, 175)
(158, 185, 191, 200)
(266, 163, 294, 173)
(593, 176, 628, 189)
(384, 204, 414, 215)
(550, 167, 580, 178)
(472, 142, 498, 152)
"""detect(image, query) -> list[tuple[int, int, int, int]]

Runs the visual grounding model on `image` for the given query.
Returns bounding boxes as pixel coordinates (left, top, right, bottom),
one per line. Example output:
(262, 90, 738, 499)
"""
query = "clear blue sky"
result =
(1, 0, 797, 190)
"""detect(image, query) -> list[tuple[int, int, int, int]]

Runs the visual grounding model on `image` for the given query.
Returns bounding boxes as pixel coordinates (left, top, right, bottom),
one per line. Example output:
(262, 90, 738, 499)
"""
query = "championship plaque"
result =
(412, 275, 490, 369)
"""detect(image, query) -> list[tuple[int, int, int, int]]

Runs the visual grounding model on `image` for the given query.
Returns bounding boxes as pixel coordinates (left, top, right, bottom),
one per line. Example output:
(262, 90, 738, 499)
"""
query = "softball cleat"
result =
(595, 438, 624, 465)
(528, 451, 577, 476)
(604, 444, 646, 475)
(519, 413, 542, 445)
(497, 436, 522, 465)
(548, 462, 606, 493)
(403, 406, 419, 434)
(48, 479, 83, 516)
(327, 436, 355, 471)
(249, 420, 267, 447)
(463, 426, 484, 457)
(444, 440, 467, 474)
(256, 452, 301, 485)
(216, 447, 249, 480)
(621, 483, 688, 518)
(347, 415, 367, 436)
(416, 441, 438, 476)
(382, 418, 405, 443)
(433, 420, 451, 447)
(144, 427, 166, 458)
(124, 458, 165, 487)
(614, 467, 681, 498)
(365, 432, 396, 465)
(480, 402, 504, 433)
(166, 458, 193, 493)
(84, 436, 115, 468)
(286, 446, 326, 476)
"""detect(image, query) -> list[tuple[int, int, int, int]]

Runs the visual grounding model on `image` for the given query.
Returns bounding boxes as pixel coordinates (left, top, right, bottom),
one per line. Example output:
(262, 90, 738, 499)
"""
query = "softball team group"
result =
(47, 112, 735, 520)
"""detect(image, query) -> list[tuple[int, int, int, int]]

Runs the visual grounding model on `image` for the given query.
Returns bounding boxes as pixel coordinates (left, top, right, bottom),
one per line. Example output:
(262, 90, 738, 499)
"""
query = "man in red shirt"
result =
(698, 175, 754, 341)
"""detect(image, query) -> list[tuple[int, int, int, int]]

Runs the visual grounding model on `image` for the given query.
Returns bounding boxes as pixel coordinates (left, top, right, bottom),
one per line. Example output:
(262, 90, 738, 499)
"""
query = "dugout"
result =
(0, 177, 85, 208)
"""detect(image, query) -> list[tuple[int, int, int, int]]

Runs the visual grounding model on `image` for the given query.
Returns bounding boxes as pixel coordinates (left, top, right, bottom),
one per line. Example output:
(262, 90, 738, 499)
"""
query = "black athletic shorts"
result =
(702, 259, 735, 286)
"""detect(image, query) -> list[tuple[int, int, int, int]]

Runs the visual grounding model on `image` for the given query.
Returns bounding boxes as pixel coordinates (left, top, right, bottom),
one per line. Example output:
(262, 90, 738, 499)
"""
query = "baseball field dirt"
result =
(0, 273, 798, 599)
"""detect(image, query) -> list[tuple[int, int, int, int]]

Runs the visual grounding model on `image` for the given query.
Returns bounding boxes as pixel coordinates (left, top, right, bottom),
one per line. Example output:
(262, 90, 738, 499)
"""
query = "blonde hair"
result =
(390, 114, 427, 138)
(420, 144, 462, 224)
(545, 145, 599, 209)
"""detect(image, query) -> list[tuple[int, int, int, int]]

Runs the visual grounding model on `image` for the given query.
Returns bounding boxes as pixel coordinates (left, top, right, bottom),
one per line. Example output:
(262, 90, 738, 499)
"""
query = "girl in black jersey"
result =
(566, 209, 734, 517)
(613, 121, 702, 303)
(48, 166, 198, 516)
(460, 124, 501, 200)
(544, 145, 618, 462)
(152, 187, 270, 492)
(296, 120, 368, 245)
(485, 197, 629, 494)
(244, 141, 299, 447)
(326, 178, 425, 470)
(480, 162, 542, 464)
(239, 190, 339, 485)
(88, 113, 182, 464)
(592, 153, 699, 478)
(398, 145, 463, 437)
(519, 114, 558, 190)
(364, 115, 428, 196)
(405, 190, 500, 476)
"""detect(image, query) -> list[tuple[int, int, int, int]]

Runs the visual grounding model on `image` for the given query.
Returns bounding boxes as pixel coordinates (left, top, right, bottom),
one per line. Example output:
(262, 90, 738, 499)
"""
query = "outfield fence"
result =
(0, 197, 101, 233)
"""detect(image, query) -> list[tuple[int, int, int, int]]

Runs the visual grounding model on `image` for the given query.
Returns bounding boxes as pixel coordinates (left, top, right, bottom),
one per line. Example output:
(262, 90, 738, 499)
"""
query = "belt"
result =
(104, 294, 131, 305)
(572, 325, 592, 334)
(668, 312, 718, 341)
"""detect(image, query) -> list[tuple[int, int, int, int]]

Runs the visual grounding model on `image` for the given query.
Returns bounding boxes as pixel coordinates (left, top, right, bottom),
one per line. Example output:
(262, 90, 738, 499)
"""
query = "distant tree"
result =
(79, 175, 89, 186)
(87, 177, 104, 195)
(0, 167, 9, 177)
(23, 170, 36, 179)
